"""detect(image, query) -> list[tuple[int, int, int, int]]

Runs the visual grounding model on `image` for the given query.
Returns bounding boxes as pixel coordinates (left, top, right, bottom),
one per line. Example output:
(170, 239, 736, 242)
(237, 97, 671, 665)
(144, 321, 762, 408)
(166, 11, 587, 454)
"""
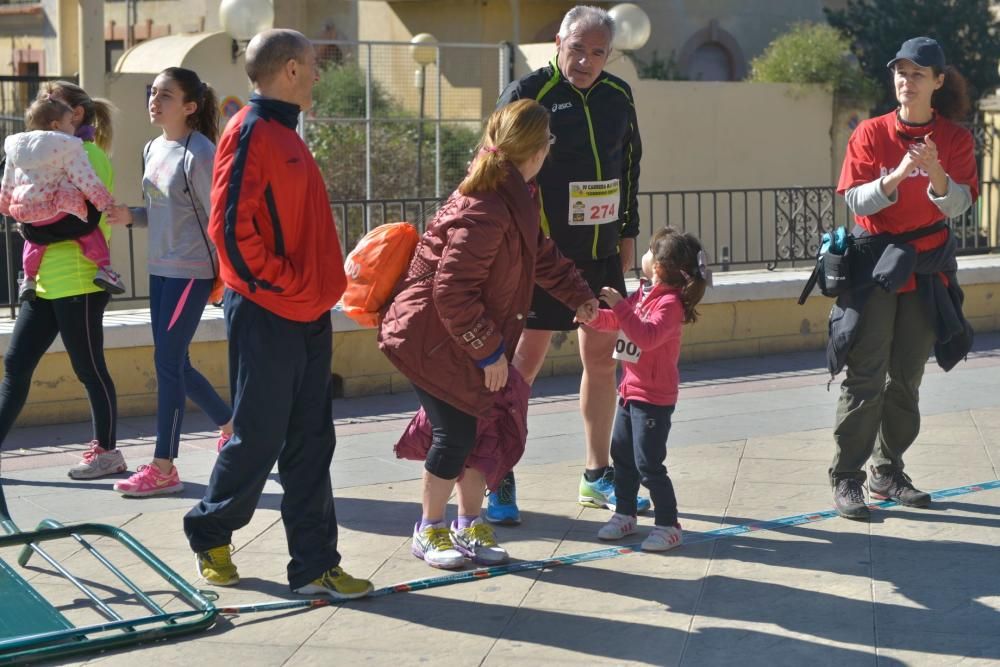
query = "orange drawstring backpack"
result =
(339, 222, 420, 327)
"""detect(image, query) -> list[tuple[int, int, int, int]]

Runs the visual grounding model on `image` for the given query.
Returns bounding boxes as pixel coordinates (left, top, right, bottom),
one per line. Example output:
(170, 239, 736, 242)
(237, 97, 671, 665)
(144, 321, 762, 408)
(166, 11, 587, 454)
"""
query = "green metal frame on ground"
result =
(0, 485, 217, 664)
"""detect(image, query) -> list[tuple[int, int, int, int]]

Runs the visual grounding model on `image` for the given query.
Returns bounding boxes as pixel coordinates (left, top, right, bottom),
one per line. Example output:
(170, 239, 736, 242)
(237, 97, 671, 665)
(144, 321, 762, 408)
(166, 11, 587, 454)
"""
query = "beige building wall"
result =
(103, 0, 358, 40)
(0, 0, 358, 77)
(520, 43, 836, 193)
(358, 0, 851, 81)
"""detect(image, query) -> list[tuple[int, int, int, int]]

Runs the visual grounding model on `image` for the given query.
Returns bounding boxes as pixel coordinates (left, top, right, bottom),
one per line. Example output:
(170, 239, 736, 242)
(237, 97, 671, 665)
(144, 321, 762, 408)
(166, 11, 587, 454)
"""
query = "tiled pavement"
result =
(2, 338, 1000, 665)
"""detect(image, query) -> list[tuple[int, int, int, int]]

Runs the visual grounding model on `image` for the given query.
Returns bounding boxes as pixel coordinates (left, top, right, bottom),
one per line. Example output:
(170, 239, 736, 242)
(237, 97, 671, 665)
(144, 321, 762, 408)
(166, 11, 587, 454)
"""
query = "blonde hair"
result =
(37, 81, 117, 152)
(25, 97, 72, 131)
(459, 99, 550, 195)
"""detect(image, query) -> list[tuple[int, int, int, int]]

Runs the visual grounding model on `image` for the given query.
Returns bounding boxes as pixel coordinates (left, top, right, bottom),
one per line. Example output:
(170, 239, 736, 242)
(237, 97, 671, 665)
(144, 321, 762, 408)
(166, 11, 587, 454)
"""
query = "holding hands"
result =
(105, 204, 132, 227)
(575, 297, 600, 324)
(599, 286, 624, 307)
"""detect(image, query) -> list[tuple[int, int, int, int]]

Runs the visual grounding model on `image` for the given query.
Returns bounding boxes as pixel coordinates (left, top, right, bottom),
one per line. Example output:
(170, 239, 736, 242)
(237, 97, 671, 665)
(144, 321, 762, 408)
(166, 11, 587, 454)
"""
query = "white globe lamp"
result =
(609, 3, 651, 52)
(220, 0, 275, 54)
(410, 33, 439, 67)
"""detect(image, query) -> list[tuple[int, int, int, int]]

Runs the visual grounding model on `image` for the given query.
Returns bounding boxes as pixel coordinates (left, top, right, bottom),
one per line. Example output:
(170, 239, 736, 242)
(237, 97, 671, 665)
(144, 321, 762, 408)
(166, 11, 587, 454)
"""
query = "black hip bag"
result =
(798, 220, 948, 305)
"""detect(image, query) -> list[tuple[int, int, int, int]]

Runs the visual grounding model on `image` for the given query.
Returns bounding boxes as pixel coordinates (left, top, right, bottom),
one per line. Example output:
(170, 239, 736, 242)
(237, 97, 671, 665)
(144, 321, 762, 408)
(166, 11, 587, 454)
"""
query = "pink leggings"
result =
(22, 227, 110, 279)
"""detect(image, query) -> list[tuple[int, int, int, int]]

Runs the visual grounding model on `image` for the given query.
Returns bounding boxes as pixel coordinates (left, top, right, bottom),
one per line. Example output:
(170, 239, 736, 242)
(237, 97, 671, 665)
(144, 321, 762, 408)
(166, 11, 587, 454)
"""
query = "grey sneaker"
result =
(868, 466, 931, 507)
(68, 441, 127, 479)
(93, 266, 126, 295)
(450, 518, 508, 565)
(833, 478, 870, 520)
(18, 276, 36, 302)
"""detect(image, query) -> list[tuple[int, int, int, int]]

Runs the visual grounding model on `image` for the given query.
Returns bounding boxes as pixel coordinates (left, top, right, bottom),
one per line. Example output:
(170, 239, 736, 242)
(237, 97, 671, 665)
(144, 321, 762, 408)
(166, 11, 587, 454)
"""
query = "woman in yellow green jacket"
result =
(0, 81, 127, 479)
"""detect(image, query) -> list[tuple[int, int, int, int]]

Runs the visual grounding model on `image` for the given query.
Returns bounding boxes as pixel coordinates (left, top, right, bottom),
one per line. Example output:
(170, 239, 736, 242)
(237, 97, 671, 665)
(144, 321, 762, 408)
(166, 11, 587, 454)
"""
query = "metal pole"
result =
(500, 42, 513, 92)
(365, 42, 373, 230)
(435, 46, 442, 198)
(4, 218, 15, 319)
(415, 64, 426, 198)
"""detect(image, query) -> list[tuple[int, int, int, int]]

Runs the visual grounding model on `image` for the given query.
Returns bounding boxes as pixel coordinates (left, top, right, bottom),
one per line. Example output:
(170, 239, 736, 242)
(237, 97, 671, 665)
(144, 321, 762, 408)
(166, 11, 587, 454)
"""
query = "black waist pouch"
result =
(817, 245, 853, 297)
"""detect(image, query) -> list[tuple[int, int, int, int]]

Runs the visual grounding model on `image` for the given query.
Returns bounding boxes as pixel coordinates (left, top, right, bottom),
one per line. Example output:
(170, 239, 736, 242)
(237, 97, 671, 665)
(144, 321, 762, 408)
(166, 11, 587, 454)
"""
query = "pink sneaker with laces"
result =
(113, 464, 183, 497)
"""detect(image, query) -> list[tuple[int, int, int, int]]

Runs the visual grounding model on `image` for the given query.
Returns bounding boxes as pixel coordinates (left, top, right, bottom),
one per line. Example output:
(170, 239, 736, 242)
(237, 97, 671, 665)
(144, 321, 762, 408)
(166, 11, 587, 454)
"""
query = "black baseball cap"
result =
(887, 37, 945, 69)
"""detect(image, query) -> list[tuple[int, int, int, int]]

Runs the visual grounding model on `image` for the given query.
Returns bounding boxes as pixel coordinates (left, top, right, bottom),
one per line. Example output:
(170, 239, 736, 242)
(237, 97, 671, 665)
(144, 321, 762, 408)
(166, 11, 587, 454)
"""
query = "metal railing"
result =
(304, 39, 511, 203)
(0, 220, 150, 318)
(0, 75, 79, 143)
(2, 184, 997, 318)
(330, 186, 1000, 273)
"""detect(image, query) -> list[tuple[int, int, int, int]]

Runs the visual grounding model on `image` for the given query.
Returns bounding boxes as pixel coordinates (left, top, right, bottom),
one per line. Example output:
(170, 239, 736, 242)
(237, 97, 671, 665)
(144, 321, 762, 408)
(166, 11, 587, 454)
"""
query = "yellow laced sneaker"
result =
(293, 566, 374, 599)
(195, 545, 239, 586)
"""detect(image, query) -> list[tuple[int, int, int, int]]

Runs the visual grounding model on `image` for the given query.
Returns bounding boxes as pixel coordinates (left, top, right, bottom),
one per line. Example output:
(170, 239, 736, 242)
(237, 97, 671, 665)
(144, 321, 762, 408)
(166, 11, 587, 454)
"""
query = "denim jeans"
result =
(149, 275, 231, 459)
(610, 399, 678, 526)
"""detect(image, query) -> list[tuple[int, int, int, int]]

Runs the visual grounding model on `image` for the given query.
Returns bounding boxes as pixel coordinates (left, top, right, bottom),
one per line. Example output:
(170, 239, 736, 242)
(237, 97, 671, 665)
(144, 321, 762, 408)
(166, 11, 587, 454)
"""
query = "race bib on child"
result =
(612, 331, 641, 363)
(568, 179, 620, 225)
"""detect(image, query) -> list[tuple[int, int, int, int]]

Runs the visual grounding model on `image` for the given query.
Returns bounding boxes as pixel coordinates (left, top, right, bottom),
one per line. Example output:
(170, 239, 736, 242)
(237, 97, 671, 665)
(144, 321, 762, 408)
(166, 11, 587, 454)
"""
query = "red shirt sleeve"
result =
(946, 128, 978, 203)
(837, 122, 879, 195)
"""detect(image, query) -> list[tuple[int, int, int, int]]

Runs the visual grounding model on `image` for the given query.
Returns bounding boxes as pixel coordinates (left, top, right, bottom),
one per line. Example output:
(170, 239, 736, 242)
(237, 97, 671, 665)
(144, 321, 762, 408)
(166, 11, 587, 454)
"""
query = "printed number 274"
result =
(590, 203, 616, 220)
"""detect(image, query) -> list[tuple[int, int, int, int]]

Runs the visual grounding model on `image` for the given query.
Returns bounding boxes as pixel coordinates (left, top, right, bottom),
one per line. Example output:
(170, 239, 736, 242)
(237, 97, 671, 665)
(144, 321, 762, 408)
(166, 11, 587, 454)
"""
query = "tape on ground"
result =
(218, 479, 1000, 615)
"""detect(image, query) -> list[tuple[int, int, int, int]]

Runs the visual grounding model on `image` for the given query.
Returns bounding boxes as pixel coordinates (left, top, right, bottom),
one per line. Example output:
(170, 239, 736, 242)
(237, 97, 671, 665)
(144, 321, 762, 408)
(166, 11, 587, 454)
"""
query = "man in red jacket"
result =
(184, 29, 372, 600)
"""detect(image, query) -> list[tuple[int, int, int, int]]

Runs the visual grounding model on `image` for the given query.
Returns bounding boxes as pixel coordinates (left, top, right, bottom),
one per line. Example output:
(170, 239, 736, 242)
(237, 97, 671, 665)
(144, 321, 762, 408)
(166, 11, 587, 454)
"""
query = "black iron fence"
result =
(0, 76, 77, 142)
(0, 183, 996, 318)
(329, 185, 1000, 273)
(0, 220, 149, 318)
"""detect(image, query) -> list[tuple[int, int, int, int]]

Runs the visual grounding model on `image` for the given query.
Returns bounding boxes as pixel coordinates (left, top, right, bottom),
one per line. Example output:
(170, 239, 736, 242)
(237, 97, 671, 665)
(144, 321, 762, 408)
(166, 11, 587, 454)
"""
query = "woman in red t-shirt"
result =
(830, 37, 977, 520)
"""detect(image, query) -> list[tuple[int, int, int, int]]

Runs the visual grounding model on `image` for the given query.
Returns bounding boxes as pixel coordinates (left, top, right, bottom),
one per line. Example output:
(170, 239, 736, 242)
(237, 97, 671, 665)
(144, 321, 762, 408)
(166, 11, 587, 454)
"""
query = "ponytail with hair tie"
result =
(458, 99, 550, 195)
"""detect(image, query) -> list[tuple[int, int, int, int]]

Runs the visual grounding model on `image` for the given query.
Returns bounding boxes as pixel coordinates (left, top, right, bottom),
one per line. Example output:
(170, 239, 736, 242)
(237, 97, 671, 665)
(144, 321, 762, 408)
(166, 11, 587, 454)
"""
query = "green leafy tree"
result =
(307, 61, 479, 248)
(826, 0, 1000, 112)
(749, 22, 878, 105)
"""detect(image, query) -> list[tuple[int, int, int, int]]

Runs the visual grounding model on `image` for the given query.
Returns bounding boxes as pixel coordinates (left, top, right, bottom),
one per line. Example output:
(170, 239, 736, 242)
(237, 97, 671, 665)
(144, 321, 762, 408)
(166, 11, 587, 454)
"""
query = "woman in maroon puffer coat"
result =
(379, 99, 598, 570)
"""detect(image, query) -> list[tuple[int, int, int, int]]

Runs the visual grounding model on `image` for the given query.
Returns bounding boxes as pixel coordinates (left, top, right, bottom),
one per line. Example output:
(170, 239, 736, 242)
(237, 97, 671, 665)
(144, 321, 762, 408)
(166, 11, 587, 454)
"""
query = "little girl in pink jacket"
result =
(582, 227, 709, 552)
(0, 96, 124, 301)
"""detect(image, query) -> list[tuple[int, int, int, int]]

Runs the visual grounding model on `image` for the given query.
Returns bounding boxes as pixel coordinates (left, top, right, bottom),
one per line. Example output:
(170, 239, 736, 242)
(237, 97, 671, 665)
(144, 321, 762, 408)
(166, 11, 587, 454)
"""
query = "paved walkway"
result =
(2, 337, 1000, 665)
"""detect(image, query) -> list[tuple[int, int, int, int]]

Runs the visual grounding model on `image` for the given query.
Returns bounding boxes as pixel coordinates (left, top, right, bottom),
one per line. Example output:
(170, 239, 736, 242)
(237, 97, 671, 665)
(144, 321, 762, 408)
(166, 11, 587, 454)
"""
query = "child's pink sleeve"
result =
(585, 308, 620, 332)
(612, 294, 683, 351)
(64, 143, 114, 211)
(0, 158, 14, 216)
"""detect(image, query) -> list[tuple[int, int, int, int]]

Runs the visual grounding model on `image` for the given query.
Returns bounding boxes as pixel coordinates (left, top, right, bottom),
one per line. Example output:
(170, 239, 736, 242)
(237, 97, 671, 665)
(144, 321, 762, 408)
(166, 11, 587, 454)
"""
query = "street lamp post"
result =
(410, 33, 437, 199)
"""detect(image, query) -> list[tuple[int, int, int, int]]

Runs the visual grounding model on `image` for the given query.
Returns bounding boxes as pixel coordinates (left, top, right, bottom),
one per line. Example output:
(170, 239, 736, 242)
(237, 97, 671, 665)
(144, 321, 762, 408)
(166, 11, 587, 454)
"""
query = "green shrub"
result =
(749, 23, 878, 105)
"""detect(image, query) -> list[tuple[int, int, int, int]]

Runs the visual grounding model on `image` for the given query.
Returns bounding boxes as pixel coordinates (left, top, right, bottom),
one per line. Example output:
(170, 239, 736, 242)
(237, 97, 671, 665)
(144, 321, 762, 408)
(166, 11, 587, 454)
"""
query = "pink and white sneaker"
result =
(597, 513, 638, 541)
(216, 433, 233, 453)
(93, 266, 126, 295)
(642, 523, 683, 552)
(67, 441, 127, 479)
(113, 464, 183, 497)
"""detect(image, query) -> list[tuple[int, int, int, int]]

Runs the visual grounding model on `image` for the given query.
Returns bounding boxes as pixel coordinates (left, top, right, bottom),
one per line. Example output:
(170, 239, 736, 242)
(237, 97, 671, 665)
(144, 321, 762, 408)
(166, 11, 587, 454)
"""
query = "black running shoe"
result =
(834, 478, 870, 520)
(868, 466, 931, 507)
